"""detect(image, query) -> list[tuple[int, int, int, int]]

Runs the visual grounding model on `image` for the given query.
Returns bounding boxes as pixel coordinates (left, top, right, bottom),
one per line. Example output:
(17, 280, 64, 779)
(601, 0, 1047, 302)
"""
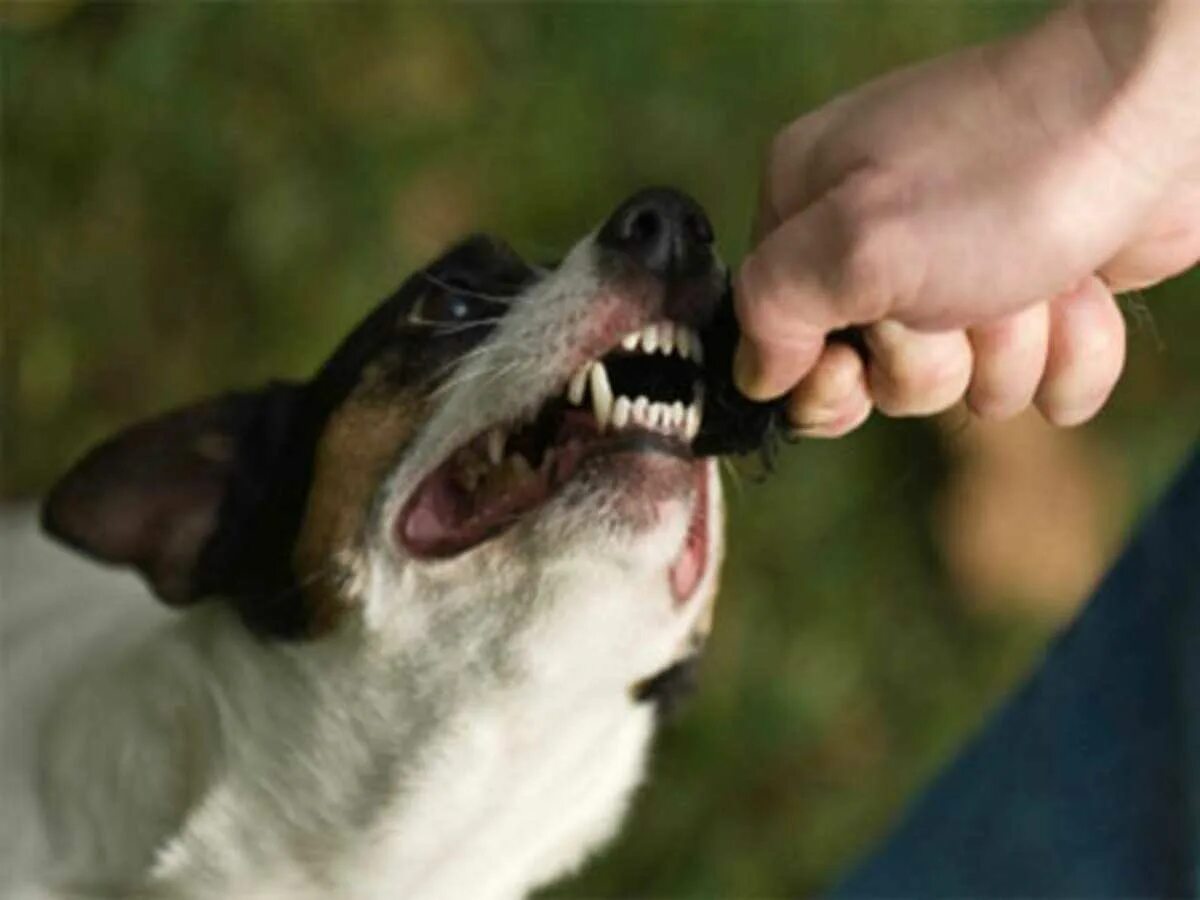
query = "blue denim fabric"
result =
(834, 443, 1200, 899)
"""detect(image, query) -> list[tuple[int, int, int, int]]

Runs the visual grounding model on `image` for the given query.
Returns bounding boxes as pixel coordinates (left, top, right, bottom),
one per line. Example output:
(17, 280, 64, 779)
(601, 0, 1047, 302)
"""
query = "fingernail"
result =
(733, 340, 762, 398)
(787, 404, 872, 439)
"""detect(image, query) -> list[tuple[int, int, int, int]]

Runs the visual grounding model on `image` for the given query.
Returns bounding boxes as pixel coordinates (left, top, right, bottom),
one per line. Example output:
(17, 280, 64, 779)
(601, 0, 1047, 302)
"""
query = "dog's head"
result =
(44, 188, 737, 693)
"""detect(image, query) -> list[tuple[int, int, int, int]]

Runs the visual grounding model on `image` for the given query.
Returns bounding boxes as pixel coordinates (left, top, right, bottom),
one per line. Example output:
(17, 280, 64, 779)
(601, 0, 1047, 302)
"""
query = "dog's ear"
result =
(42, 383, 305, 606)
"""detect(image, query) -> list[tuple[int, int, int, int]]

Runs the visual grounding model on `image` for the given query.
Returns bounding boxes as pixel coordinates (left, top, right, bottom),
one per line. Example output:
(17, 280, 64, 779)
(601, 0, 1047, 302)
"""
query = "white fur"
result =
(1, 236, 725, 899)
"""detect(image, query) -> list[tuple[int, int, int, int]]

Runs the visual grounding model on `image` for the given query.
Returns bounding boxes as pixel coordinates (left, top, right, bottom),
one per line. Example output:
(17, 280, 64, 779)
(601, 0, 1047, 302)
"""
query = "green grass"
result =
(4, 3, 1198, 895)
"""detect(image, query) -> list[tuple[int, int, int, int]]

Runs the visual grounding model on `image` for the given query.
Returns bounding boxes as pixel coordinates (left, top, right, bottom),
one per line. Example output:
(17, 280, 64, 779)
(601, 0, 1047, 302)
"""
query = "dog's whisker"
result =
(432, 319, 506, 335)
(405, 315, 506, 332)
(432, 357, 525, 402)
(420, 272, 524, 303)
(429, 340, 530, 399)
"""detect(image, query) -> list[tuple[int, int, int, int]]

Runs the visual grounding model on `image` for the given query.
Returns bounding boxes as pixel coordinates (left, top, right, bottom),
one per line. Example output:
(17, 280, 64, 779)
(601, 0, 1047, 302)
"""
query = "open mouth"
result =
(398, 319, 706, 559)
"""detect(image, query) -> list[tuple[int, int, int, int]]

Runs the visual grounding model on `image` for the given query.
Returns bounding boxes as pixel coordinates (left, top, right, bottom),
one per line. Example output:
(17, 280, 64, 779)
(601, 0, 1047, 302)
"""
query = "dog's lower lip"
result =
(396, 414, 693, 559)
(670, 463, 709, 604)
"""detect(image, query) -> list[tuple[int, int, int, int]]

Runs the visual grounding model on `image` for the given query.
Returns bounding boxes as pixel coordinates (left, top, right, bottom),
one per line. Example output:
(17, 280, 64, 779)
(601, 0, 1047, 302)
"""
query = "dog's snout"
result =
(598, 188, 714, 279)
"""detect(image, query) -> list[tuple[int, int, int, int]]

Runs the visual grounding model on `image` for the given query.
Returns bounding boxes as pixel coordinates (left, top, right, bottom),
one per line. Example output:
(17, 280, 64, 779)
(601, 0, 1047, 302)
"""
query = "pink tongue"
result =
(401, 474, 462, 550)
(400, 462, 554, 558)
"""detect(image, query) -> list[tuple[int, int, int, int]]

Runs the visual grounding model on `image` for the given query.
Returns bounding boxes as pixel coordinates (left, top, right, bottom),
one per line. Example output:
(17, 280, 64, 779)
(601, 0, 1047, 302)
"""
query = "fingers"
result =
(1099, 192, 1200, 290)
(785, 342, 872, 438)
(1034, 276, 1126, 426)
(733, 200, 849, 402)
(1099, 230, 1200, 291)
(785, 322, 974, 438)
(734, 173, 925, 402)
(782, 280, 1126, 437)
(966, 304, 1050, 420)
(864, 321, 973, 417)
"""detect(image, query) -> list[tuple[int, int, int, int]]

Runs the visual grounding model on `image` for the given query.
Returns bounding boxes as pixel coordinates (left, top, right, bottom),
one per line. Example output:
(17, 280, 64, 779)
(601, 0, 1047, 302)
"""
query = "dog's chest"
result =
(348, 681, 655, 899)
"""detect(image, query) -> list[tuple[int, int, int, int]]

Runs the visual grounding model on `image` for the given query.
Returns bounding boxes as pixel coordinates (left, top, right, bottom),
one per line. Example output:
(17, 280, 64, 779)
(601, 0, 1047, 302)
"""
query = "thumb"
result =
(734, 190, 896, 400)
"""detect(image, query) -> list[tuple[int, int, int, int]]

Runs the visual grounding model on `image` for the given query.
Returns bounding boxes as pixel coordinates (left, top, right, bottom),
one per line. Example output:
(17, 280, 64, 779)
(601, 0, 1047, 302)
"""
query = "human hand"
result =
(735, 2, 1200, 435)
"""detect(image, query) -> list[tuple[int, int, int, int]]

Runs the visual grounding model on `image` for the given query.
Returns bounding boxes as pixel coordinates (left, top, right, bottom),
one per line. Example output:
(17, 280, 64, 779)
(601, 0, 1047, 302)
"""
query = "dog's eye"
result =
(406, 289, 503, 329)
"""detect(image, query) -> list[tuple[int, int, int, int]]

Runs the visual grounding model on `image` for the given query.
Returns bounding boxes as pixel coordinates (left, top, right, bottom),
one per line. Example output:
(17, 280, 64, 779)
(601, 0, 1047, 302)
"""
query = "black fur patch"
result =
(633, 654, 702, 720)
(693, 279, 789, 462)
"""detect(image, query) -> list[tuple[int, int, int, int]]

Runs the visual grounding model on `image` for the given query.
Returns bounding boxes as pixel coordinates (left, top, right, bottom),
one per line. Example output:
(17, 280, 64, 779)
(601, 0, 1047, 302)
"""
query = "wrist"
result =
(1076, 0, 1200, 179)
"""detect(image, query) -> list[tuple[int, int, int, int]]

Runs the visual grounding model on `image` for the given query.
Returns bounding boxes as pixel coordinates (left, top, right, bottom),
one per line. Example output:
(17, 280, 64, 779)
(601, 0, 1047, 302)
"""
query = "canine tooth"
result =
(621, 331, 640, 351)
(690, 329, 704, 364)
(612, 395, 632, 429)
(510, 453, 535, 479)
(671, 401, 686, 431)
(659, 322, 675, 355)
(590, 362, 613, 429)
(641, 323, 658, 354)
(567, 364, 590, 405)
(676, 328, 691, 360)
(685, 403, 701, 440)
(632, 395, 649, 425)
(486, 429, 506, 466)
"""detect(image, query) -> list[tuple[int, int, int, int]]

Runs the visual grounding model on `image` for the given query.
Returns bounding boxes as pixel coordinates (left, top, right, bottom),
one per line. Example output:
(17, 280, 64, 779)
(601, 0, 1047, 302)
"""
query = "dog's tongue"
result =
(401, 464, 550, 558)
(400, 474, 461, 552)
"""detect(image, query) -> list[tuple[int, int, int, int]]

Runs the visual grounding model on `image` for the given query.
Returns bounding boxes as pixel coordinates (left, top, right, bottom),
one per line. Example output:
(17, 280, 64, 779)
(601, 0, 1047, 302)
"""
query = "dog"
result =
(2, 188, 741, 899)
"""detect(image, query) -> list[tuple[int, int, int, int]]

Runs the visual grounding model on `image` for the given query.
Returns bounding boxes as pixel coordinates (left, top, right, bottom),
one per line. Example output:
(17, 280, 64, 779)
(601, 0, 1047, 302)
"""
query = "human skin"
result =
(735, 0, 1200, 435)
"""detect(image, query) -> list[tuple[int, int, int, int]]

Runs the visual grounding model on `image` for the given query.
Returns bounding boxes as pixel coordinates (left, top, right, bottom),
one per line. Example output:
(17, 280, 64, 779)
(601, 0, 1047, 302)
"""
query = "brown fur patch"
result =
(292, 370, 426, 632)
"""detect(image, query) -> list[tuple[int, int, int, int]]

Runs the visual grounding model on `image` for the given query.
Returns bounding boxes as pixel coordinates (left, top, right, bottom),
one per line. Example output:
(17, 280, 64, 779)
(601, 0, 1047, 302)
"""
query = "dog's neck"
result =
(33, 551, 680, 899)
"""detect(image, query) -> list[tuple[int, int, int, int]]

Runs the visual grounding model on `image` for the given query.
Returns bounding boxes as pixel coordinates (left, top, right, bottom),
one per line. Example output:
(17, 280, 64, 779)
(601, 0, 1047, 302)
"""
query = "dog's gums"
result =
(399, 318, 706, 567)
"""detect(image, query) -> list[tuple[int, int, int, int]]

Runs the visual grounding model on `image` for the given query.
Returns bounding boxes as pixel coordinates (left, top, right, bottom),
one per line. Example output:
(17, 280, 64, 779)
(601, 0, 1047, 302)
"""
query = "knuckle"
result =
(826, 174, 917, 321)
(966, 386, 1026, 421)
(873, 342, 970, 415)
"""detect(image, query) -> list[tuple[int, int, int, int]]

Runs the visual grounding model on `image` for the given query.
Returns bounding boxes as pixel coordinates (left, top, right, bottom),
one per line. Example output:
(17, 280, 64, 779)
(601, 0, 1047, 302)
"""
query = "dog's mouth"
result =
(398, 319, 705, 563)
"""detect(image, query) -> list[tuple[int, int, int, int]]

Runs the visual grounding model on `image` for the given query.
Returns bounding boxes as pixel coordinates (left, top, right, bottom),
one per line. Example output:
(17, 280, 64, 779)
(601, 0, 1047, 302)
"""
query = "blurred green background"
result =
(3, 2, 1198, 896)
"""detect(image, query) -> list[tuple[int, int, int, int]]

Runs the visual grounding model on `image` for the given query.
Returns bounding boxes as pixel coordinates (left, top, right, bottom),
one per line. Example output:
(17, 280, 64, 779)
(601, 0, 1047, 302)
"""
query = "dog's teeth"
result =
(631, 395, 649, 426)
(641, 324, 658, 354)
(567, 364, 590, 406)
(541, 446, 556, 472)
(671, 401, 686, 431)
(657, 402, 674, 433)
(590, 362, 613, 430)
(676, 328, 691, 360)
(659, 322, 675, 355)
(689, 328, 704, 364)
(647, 402, 664, 430)
(612, 395, 631, 429)
(685, 403, 701, 441)
(510, 453, 535, 480)
(621, 331, 640, 351)
(486, 428, 506, 466)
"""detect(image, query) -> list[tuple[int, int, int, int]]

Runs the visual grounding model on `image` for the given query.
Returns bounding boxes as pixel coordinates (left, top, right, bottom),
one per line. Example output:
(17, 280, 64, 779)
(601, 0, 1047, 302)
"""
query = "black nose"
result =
(597, 187, 715, 279)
